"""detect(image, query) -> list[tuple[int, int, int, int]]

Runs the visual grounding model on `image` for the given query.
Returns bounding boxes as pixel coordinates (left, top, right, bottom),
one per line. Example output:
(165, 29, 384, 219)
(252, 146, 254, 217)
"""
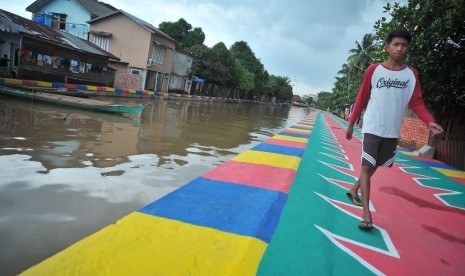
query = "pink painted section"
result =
(283, 129, 309, 135)
(265, 138, 307, 149)
(324, 114, 465, 274)
(202, 160, 296, 193)
(23, 80, 38, 86)
(294, 125, 312, 129)
(451, 177, 465, 184)
(411, 156, 443, 164)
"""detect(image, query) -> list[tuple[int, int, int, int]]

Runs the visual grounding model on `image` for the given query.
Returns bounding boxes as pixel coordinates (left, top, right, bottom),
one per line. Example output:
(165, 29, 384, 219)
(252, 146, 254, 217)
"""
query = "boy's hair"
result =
(386, 30, 412, 44)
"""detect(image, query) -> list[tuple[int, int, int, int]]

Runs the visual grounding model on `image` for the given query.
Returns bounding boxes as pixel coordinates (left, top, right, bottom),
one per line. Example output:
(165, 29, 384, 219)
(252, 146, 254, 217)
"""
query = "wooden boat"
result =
(21, 86, 91, 98)
(291, 101, 309, 108)
(0, 85, 146, 114)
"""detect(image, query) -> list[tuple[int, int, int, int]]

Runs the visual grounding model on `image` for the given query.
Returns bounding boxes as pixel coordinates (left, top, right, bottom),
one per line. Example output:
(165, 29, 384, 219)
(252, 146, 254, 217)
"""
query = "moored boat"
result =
(291, 101, 309, 108)
(0, 85, 145, 114)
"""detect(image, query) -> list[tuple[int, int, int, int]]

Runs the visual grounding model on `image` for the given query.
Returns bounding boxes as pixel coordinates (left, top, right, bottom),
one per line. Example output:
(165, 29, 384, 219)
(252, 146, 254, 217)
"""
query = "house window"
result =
(51, 13, 67, 30)
(93, 35, 109, 51)
(131, 68, 141, 75)
(151, 43, 165, 64)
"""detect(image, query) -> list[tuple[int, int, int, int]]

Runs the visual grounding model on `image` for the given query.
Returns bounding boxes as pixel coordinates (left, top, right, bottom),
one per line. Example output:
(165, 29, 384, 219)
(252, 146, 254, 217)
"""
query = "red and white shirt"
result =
(349, 63, 433, 138)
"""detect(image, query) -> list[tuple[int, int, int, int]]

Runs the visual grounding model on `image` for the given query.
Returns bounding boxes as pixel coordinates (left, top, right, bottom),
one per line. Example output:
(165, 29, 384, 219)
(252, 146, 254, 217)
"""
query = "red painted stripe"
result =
(411, 156, 443, 163)
(265, 138, 307, 149)
(23, 80, 38, 86)
(202, 160, 296, 193)
(283, 129, 310, 135)
(64, 84, 77, 89)
(451, 177, 465, 184)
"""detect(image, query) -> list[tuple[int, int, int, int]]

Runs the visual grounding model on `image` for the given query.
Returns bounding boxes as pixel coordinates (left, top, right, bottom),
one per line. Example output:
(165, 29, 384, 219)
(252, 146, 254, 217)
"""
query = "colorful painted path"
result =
(21, 112, 465, 275)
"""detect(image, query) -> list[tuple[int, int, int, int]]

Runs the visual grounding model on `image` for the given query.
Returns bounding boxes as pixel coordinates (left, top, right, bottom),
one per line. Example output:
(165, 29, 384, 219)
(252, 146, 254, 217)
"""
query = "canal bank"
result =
(20, 112, 465, 275)
(0, 77, 289, 105)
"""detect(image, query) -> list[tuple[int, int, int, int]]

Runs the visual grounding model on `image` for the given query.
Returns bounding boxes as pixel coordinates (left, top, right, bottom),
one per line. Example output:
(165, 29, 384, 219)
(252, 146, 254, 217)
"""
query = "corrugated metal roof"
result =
(89, 10, 175, 43)
(77, 0, 117, 19)
(26, 0, 117, 18)
(0, 9, 118, 60)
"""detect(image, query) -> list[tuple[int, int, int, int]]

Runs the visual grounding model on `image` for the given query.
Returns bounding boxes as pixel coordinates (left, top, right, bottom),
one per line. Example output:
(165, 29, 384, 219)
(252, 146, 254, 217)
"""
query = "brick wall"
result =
(111, 63, 143, 90)
(399, 117, 430, 150)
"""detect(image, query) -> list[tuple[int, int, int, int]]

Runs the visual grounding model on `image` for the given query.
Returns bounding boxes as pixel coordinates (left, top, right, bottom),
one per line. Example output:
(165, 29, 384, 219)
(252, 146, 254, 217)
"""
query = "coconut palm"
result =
(347, 33, 376, 71)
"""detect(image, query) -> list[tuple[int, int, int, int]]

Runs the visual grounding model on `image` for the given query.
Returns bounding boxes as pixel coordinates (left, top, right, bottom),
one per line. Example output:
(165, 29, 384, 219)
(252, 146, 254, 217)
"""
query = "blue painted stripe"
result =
(279, 131, 310, 138)
(419, 160, 460, 170)
(115, 88, 123, 93)
(290, 125, 313, 130)
(252, 143, 305, 157)
(139, 177, 287, 243)
(76, 85, 88, 90)
(397, 147, 413, 152)
(52, 82, 65, 88)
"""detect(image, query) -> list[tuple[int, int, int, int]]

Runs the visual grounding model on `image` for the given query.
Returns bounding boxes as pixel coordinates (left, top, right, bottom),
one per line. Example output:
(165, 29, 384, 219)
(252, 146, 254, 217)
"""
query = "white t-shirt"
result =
(349, 63, 433, 138)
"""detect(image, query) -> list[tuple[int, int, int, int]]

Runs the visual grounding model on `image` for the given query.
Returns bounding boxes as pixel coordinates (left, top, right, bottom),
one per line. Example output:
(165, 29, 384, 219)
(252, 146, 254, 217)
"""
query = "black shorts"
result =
(362, 133, 398, 167)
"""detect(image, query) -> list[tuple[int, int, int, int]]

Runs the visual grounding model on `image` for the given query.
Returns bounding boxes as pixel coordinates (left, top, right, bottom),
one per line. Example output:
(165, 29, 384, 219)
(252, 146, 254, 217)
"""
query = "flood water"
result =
(0, 94, 309, 275)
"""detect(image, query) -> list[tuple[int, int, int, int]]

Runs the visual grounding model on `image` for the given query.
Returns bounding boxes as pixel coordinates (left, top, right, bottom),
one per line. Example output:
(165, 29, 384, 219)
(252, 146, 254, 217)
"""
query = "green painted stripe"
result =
(258, 113, 384, 275)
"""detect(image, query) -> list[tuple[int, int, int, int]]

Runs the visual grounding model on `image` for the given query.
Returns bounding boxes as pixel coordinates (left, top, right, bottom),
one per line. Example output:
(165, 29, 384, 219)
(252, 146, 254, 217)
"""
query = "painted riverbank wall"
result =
(0, 77, 285, 105)
(19, 111, 465, 275)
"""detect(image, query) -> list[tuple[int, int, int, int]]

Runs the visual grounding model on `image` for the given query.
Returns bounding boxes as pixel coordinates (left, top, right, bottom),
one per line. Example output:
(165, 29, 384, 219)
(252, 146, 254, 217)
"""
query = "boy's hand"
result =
(428, 122, 443, 136)
(346, 125, 354, 140)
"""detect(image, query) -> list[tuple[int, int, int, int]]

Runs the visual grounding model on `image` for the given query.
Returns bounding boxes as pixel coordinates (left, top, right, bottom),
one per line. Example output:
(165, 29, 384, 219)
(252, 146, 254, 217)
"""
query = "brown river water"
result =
(0, 94, 309, 275)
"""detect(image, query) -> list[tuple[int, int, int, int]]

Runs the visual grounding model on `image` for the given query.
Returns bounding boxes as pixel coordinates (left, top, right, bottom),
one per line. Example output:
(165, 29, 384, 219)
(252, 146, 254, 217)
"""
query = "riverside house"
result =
(0, 9, 118, 86)
(25, 0, 117, 40)
(87, 10, 180, 93)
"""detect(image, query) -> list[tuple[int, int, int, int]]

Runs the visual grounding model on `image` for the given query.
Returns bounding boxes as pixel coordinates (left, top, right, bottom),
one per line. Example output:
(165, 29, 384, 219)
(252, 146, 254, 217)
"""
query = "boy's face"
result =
(385, 37, 410, 62)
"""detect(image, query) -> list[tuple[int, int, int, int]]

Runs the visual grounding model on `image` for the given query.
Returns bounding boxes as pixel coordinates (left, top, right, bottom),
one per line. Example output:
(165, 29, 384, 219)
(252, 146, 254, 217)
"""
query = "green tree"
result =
(317, 91, 332, 110)
(230, 41, 268, 99)
(374, 0, 465, 105)
(347, 33, 377, 70)
(159, 18, 205, 50)
(235, 60, 255, 95)
(268, 75, 293, 102)
(304, 97, 313, 105)
(208, 42, 238, 87)
(189, 44, 211, 80)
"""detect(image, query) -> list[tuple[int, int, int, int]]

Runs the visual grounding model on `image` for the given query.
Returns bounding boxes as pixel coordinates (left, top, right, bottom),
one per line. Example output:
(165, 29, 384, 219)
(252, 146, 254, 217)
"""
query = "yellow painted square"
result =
(5, 78, 22, 85)
(434, 168, 465, 178)
(22, 213, 267, 276)
(37, 81, 52, 87)
(232, 150, 301, 171)
(286, 127, 311, 134)
(271, 134, 309, 144)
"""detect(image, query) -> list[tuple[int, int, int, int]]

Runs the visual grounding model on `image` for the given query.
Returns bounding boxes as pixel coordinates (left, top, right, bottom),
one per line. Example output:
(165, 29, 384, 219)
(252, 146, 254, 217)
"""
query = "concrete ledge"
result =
(21, 113, 318, 275)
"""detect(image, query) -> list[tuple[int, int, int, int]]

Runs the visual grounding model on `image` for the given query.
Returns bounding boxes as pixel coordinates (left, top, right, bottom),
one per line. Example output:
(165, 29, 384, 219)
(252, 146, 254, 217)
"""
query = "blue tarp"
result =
(192, 76, 205, 83)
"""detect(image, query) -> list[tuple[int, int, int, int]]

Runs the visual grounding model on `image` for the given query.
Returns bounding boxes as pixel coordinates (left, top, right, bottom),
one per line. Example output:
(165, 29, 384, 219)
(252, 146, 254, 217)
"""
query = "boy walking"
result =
(345, 30, 443, 230)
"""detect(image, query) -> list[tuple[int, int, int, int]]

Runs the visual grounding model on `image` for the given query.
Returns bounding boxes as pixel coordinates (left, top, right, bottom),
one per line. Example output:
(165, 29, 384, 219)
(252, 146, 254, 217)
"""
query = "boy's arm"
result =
(346, 65, 375, 140)
(408, 68, 444, 135)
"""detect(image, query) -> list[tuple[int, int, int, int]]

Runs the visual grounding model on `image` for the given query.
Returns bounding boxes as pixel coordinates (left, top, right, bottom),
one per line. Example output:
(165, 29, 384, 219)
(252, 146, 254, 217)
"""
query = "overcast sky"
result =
(4, 0, 407, 96)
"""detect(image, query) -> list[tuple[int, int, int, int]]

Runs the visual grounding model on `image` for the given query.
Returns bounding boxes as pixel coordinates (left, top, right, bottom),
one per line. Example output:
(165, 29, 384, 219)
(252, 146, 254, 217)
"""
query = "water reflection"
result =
(0, 94, 309, 275)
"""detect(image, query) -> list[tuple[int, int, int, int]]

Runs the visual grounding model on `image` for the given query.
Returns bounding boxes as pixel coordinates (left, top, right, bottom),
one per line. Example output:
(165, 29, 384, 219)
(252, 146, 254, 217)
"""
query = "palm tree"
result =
(347, 33, 376, 71)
